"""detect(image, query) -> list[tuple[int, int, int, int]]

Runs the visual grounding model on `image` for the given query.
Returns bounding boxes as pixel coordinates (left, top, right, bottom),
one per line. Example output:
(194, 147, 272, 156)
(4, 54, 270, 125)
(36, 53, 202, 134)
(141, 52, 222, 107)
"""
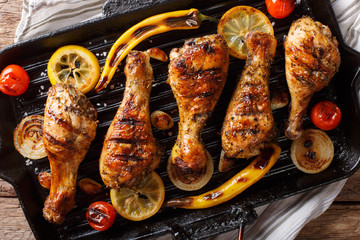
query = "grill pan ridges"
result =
(0, 0, 360, 239)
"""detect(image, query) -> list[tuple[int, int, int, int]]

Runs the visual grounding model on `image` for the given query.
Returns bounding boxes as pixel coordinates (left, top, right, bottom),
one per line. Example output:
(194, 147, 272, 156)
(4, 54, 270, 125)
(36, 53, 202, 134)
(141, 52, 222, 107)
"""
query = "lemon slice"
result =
(217, 6, 274, 59)
(47, 45, 100, 94)
(110, 171, 165, 221)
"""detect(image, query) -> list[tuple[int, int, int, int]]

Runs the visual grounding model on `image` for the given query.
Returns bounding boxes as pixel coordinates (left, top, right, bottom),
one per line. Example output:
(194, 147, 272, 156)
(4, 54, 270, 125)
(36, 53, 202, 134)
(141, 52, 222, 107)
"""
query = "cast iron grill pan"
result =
(0, 0, 360, 239)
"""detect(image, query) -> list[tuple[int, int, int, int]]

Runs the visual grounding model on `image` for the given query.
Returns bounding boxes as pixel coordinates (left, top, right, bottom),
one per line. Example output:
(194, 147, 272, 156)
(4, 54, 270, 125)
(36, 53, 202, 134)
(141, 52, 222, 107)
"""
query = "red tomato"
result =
(310, 101, 341, 131)
(86, 201, 116, 231)
(265, 0, 295, 19)
(0, 64, 29, 96)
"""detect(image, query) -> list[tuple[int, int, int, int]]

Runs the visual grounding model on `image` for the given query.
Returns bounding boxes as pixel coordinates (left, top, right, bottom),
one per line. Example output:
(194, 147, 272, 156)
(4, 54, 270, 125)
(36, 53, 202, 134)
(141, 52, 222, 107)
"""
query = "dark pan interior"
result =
(0, 0, 360, 239)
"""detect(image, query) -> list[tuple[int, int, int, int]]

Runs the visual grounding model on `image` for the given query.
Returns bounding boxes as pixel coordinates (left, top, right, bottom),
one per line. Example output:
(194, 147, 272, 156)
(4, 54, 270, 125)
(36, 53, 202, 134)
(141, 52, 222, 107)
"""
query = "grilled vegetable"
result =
(13, 115, 47, 160)
(291, 129, 334, 174)
(167, 34, 229, 191)
(38, 172, 51, 189)
(270, 89, 289, 110)
(95, 8, 217, 92)
(265, 0, 295, 19)
(146, 48, 168, 62)
(310, 101, 341, 131)
(79, 178, 102, 195)
(151, 110, 174, 130)
(47, 45, 100, 94)
(165, 143, 281, 209)
(110, 171, 165, 221)
(86, 201, 116, 231)
(0, 64, 29, 96)
(217, 6, 274, 59)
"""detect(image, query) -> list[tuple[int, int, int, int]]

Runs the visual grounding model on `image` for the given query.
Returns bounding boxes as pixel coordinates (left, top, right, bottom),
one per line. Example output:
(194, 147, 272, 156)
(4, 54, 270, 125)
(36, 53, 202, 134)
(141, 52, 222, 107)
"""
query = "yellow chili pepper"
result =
(95, 8, 218, 92)
(164, 143, 281, 209)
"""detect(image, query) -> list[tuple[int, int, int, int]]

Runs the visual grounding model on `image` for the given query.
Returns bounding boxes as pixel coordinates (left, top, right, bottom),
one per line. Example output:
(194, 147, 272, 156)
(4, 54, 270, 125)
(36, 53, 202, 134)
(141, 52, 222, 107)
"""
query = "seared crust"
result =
(168, 34, 229, 176)
(221, 31, 277, 159)
(99, 50, 162, 190)
(43, 83, 97, 224)
(284, 16, 341, 140)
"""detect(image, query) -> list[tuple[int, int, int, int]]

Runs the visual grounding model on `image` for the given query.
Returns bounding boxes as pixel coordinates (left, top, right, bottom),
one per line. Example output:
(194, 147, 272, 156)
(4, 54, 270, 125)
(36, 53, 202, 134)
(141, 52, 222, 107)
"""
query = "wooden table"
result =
(1, 1, 360, 239)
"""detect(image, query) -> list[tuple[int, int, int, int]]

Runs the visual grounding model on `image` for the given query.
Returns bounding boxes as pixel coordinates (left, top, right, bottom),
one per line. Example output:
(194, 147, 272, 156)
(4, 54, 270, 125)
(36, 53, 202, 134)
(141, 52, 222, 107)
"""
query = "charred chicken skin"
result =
(221, 31, 277, 161)
(167, 34, 229, 191)
(43, 83, 97, 224)
(284, 16, 341, 140)
(99, 50, 162, 190)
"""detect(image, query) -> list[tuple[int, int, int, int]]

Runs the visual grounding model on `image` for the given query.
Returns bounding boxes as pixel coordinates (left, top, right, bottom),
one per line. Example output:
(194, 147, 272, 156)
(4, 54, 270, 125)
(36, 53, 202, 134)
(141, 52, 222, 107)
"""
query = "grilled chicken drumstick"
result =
(167, 34, 229, 191)
(99, 50, 163, 190)
(284, 16, 340, 140)
(221, 31, 277, 171)
(43, 83, 97, 224)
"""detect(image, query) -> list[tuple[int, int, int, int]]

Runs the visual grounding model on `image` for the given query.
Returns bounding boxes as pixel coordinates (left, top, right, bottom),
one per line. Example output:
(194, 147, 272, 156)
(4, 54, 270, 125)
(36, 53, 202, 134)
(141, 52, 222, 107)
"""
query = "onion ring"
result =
(13, 115, 47, 160)
(290, 129, 334, 174)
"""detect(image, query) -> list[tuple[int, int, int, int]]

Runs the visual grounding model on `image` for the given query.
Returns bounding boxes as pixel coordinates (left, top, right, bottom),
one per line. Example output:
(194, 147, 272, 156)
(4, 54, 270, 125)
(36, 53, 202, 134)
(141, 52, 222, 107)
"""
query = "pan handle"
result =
(236, 204, 257, 240)
(168, 204, 258, 239)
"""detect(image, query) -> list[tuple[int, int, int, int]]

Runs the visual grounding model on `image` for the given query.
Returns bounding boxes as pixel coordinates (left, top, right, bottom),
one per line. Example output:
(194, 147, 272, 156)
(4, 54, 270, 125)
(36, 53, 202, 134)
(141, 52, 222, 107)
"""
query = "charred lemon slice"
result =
(217, 6, 274, 59)
(47, 45, 100, 94)
(110, 171, 165, 221)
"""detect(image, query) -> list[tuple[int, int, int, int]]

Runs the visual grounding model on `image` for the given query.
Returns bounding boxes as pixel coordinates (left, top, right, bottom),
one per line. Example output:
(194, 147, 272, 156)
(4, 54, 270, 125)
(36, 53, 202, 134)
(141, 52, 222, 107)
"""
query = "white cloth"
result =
(238, 180, 346, 240)
(332, 0, 360, 51)
(13, 0, 357, 239)
(15, 0, 106, 42)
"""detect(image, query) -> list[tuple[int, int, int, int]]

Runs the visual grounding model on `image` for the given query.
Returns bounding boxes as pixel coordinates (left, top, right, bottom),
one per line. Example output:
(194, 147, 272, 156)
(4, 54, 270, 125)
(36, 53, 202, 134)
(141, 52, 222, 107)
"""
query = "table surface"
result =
(1, 1, 360, 239)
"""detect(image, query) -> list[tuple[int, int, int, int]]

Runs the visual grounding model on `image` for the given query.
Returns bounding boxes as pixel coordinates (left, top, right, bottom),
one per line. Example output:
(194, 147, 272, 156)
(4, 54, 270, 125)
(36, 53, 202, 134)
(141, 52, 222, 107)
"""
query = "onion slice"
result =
(290, 129, 334, 174)
(167, 150, 214, 191)
(13, 115, 47, 160)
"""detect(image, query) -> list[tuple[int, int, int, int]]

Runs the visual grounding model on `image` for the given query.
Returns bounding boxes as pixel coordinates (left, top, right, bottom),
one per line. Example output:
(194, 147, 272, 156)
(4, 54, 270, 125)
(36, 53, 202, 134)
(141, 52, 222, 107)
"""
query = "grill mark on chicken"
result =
(43, 132, 78, 152)
(107, 137, 147, 144)
(181, 91, 215, 99)
(108, 153, 146, 162)
(42, 83, 97, 224)
(221, 31, 277, 159)
(288, 46, 331, 87)
(46, 108, 92, 140)
(234, 85, 268, 115)
(284, 16, 340, 140)
(177, 67, 222, 77)
(99, 50, 162, 189)
(119, 98, 137, 116)
(288, 45, 329, 72)
(46, 108, 73, 132)
(114, 118, 145, 126)
(173, 157, 205, 176)
(168, 34, 229, 190)
(229, 127, 261, 137)
(108, 122, 148, 143)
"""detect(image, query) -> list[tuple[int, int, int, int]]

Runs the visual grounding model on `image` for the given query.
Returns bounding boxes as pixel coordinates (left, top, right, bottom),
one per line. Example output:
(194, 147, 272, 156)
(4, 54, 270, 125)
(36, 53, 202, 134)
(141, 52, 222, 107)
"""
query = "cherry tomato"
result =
(265, 0, 295, 19)
(86, 201, 116, 231)
(310, 101, 341, 131)
(0, 64, 29, 96)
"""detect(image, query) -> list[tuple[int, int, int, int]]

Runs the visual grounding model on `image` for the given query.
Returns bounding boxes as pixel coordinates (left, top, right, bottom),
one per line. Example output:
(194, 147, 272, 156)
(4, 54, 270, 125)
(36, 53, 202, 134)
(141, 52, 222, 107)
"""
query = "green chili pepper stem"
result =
(198, 12, 219, 23)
